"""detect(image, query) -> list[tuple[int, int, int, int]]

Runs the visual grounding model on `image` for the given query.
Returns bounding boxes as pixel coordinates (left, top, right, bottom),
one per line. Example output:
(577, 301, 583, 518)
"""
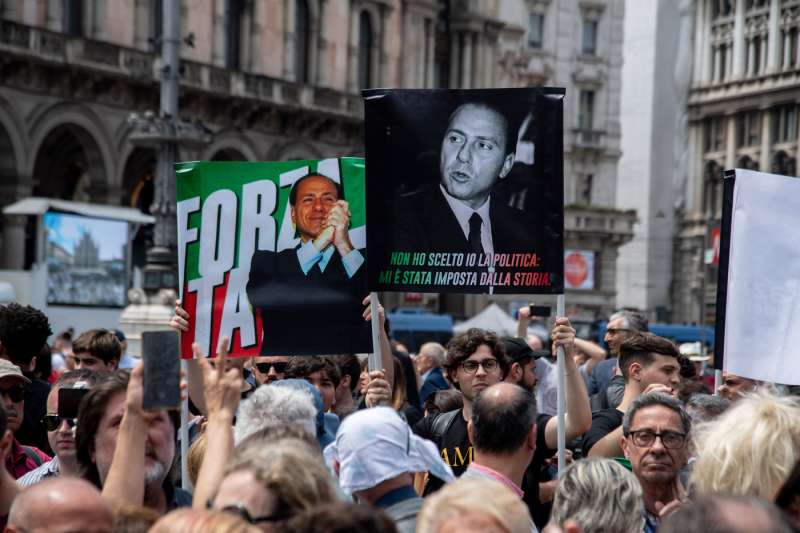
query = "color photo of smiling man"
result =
(364, 88, 564, 295)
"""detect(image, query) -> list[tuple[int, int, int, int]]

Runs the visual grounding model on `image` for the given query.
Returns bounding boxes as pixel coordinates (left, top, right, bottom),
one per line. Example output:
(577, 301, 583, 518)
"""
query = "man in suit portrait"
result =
(394, 102, 540, 256)
(246, 173, 369, 355)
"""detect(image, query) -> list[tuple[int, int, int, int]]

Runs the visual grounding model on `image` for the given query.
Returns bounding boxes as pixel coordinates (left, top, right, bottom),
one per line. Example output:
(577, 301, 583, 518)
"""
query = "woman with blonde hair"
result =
(209, 439, 340, 531)
(690, 389, 800, 500)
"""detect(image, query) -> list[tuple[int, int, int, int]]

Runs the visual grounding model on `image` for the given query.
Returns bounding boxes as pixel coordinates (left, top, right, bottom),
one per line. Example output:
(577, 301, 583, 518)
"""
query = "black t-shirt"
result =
(16, 376, 51, 454)
(580, 408, 624, 455)
(414, 410, 555, 496)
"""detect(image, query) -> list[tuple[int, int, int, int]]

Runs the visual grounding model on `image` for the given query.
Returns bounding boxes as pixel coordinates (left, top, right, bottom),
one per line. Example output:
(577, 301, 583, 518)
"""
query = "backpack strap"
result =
(430, 409, 461, 446)
(21, 446, 43, 468)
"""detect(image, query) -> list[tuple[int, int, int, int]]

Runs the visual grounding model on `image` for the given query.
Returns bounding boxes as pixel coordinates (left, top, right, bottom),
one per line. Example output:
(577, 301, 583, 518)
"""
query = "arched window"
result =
(295, 0, 310, 83)
(358, 11, 373, 89)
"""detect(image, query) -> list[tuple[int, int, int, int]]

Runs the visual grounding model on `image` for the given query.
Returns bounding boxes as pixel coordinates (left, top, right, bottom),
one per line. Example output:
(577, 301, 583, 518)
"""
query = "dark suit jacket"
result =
(394, 185, 542, 255)
(391, 185, 546, 293)
(246, 246, 371, 355)
(419, 367, 449, 404)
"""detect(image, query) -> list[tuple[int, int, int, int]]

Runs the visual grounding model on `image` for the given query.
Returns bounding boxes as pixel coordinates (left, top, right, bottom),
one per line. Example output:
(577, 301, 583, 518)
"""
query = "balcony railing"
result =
(571, 128, 606, 150)
(0, 19, 361, 119)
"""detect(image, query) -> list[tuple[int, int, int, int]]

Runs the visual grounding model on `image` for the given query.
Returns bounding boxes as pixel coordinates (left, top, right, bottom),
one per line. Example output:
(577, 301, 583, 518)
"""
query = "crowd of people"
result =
(0, 300, 797, 532)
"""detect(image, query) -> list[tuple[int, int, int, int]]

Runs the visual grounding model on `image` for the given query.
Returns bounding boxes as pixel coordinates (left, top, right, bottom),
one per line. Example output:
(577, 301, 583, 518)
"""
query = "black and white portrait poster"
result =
(363, 88, 565, 294)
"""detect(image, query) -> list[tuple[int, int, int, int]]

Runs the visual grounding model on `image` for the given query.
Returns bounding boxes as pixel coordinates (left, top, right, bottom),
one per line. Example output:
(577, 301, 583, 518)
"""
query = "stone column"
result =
(783, 30, 790, 69)
(461, 32, 473, 88)
(212, 0, 226, 67)
(346, 5, 359, 92)
(426, 18, 435, 88)
(449, 32, 461, 88)
(316, 0, 328, 85)
(283, 0, 296, 79)
(714, 46, 722, 81)
(379, 5, 390, 86)
(747, 38, 755, 75)
(46, 0, 62, 31)
(703, 1, 713, 82)
(732, 0, 746, 77)
(725, 114, 737, 169)
(693, 0, 706, 83)
(759, 34, 768, 74)
(759, 109, 772, 171)
(688, 124, 702, 212)
(767, 0, 781, 71)
(727, 41, 734, 78)
(1, 215, 26, 270)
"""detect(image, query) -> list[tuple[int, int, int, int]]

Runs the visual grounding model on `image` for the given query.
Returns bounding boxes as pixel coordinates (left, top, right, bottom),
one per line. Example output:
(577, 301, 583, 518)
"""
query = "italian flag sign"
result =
(175, 158, 370, 358)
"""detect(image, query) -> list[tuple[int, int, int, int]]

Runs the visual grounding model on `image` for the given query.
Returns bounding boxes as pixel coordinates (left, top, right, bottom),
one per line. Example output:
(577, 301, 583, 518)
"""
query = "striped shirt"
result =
(17, 457, 60, 488)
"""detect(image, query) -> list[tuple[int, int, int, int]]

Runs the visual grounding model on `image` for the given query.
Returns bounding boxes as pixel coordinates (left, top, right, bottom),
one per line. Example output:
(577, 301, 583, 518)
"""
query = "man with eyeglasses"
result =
(414, 328, 510, 495)
(0, 359, 50, 479)
(18, 369, 100, 487)
(620, 392, 691, 532)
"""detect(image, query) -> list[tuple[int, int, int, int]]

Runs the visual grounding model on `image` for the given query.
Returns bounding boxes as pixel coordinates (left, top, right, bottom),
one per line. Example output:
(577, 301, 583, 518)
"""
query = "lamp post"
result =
(120, 0, 210, 357)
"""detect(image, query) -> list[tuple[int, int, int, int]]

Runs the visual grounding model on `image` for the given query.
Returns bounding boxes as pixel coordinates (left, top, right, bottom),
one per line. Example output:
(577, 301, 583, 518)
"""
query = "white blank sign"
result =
(723, 169, 800, 385)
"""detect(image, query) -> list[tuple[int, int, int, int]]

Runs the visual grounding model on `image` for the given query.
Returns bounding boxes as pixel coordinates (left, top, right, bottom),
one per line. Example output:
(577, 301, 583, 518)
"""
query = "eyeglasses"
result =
(605, 327, 633, 336)
(628, 429, 687, 449)
(255, 362, 288, 374)
(208, 500, 292, 524)
(42, 415, 76, 432)
(0, 385, 25, 403)
(460, 359, 499, 374)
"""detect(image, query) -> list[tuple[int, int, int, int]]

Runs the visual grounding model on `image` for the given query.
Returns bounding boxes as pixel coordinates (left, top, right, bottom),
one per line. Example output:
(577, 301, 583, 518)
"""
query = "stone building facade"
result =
(672, 0, 800, 323)
(0, 0, 632, 322)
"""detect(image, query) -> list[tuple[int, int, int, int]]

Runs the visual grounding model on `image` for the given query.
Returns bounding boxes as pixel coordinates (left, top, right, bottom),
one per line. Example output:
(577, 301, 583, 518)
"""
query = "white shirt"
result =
(440, 185, 494, 255)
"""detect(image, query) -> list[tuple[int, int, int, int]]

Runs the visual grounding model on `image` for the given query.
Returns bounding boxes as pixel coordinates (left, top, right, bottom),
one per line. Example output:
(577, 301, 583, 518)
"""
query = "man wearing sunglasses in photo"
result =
(0, 359, 50, 479)
(18, 369, 100, 487)
(251, 356, 289, 386)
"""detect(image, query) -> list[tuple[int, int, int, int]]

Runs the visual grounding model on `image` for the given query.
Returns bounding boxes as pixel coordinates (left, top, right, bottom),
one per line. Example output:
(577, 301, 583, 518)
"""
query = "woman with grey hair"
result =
(549, 458, 644, 533)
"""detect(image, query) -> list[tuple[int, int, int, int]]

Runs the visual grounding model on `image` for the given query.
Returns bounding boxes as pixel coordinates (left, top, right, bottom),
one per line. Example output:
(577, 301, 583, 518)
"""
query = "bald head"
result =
(470, 383, 536, 455)
(7, 477, 113, 533)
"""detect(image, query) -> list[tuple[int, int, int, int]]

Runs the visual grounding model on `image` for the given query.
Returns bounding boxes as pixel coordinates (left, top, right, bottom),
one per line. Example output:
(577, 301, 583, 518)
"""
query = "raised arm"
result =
(544, 318, 592, 449)
(191, 337, 243, 510)
(101, 364, 148, 507)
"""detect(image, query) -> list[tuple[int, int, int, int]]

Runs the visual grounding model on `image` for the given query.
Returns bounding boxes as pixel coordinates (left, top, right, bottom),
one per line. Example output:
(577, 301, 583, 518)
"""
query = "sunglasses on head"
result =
(208, 500, 293, 524)
(255, 362, 288, 374)
(42, 415, 76, 432)
(0, 385, 25, 403)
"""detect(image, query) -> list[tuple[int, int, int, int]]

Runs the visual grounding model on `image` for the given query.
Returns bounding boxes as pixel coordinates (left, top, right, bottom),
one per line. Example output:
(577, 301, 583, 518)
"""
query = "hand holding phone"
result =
(142, 330, 181, 410)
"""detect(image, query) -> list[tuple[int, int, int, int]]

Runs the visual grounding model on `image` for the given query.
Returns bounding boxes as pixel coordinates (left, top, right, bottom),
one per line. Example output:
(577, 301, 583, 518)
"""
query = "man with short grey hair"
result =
(416, 342, 449, 404)
(233, 381, 318, 445)
(621, 392, 691, 532)
(589, 309, 650, 409)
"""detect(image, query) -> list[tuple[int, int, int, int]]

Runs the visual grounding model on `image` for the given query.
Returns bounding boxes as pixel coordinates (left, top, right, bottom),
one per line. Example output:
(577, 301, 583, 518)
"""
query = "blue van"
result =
(386, 308, 454, 353)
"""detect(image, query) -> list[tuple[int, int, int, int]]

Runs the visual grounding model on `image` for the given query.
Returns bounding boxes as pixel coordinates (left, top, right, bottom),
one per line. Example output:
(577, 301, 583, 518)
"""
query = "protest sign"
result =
(714, 169, 800, 385)
(175, 158, 371, 358)
(363, 87, 564, 294)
